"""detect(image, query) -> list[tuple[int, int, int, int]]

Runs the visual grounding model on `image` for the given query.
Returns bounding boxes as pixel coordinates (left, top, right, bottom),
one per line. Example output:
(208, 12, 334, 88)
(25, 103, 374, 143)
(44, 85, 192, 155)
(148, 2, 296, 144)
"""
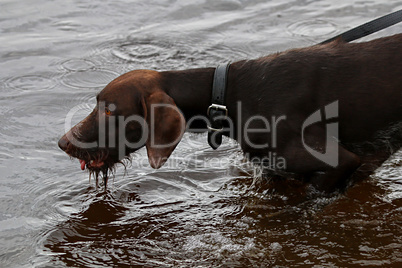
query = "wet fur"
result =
(59, 34, 402, 192)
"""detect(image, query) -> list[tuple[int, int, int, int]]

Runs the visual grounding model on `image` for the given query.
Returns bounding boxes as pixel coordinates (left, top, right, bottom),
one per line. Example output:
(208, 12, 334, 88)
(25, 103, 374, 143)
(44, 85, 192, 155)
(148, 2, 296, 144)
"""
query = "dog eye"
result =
(105, 108, 111, 115)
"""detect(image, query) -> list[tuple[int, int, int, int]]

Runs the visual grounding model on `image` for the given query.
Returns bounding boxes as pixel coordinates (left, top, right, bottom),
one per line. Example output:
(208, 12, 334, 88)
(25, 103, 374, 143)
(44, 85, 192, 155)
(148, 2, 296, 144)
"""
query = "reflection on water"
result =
(0, 0, 401, 267)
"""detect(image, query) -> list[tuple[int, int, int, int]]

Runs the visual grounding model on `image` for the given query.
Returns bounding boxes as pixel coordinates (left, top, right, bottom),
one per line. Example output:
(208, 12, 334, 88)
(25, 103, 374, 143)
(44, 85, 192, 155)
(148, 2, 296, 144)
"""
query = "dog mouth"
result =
(79, 159, 106, 171)
(74, 151, 117, 173)
(64, 146, 117, 173)
(74, 152, 117, 189)
(59, 134, 135, 189)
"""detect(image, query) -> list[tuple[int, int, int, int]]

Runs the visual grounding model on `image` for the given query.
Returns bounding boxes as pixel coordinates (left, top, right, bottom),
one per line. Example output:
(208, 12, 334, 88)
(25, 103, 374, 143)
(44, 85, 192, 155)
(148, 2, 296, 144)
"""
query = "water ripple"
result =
(112, 41, 170, 62)
(98, 37, 251, 71)
(61, 69, 119, 89)
(61, 59, 96, 72)
(287, 19, 338, 38)
(4, 74, 56, 93)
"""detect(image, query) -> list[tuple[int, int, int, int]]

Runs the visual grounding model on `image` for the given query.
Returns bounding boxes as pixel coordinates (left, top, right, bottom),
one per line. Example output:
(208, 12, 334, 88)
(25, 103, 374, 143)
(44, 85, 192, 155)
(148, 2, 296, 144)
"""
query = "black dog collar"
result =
(207, 63, 231, 149)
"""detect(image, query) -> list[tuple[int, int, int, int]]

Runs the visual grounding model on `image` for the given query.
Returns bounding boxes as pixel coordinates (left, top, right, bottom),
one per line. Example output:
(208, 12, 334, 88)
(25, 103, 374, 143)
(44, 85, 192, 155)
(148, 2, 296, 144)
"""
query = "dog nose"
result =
(58, 135, 70, 151)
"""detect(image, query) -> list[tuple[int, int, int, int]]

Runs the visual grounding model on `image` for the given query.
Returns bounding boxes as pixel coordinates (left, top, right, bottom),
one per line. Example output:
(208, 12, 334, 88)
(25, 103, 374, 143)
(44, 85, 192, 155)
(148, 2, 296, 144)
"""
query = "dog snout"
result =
(58, 135, 70, 151)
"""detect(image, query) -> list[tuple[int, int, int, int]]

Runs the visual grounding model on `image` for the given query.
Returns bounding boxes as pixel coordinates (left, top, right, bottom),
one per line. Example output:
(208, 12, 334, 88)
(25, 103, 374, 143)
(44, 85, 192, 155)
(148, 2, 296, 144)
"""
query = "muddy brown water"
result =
(1, 0, 401, 267)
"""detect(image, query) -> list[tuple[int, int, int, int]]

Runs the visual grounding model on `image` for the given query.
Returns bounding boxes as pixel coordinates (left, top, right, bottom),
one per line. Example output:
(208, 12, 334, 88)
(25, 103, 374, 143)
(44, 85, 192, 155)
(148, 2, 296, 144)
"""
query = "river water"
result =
(1, 0, 401, 267)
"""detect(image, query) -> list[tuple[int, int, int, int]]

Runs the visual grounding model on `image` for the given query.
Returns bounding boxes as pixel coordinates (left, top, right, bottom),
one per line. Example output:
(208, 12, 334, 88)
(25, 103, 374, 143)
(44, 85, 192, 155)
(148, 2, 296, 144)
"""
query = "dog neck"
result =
(160, 66, 245, 136)
(161, 68, 216, 115)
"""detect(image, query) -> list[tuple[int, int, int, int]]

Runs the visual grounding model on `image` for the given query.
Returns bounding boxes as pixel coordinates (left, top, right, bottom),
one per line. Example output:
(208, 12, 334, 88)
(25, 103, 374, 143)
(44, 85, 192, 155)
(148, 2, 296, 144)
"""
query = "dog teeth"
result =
(90, 160, 94, 164)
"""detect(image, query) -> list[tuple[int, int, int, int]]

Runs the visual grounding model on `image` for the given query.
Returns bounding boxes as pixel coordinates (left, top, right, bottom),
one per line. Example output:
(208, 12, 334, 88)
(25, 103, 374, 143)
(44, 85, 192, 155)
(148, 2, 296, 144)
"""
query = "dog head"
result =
(58, 70, 186, 173)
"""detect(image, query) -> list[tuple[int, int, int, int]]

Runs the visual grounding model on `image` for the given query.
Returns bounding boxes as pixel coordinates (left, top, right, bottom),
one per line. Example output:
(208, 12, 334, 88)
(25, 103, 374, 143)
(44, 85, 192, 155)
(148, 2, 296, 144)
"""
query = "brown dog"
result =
(59, 34, 402, 191)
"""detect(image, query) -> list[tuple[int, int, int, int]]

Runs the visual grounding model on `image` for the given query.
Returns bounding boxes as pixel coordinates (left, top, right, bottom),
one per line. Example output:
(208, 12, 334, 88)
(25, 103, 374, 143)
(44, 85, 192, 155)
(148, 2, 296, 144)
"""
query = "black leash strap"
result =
(207, 63, 230, 149)
(320, 9, 402, 44)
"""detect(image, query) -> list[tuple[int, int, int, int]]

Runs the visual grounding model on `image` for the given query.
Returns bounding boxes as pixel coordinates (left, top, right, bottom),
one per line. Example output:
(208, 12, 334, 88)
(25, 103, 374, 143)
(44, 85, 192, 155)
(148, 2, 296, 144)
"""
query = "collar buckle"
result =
(207, 104, 228, 118)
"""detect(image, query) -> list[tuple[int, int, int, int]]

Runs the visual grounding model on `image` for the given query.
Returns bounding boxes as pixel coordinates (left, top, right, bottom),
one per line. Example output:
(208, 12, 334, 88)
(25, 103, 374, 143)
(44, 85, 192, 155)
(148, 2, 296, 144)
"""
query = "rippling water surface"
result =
(1, 0, 401, 267)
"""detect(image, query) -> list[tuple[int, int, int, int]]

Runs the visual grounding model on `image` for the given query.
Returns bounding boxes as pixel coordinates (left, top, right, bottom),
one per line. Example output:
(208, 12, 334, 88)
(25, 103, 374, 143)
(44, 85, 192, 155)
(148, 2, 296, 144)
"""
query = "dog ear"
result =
(141, 91, 185, 169)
